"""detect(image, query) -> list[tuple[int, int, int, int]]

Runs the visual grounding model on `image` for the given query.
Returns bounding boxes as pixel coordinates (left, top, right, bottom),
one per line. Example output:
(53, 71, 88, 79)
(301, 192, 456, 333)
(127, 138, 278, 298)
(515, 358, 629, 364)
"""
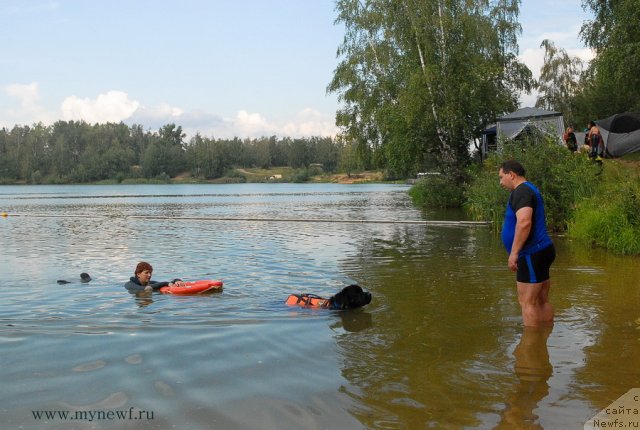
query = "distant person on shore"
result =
(587, 121, 603, 160)
(124, 262, 184, 293)
(499, 160, 556, 327)
(563, 126, 577, 152)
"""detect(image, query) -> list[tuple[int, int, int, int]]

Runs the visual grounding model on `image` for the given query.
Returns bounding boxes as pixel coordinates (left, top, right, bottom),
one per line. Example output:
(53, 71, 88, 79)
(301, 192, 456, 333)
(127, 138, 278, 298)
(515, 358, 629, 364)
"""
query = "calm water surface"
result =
(0, 183, 639, 430)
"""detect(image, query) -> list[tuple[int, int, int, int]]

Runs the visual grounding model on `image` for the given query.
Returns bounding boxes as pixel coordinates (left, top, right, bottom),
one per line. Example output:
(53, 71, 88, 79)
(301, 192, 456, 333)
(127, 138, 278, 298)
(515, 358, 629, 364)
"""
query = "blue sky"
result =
(0, 0, 593, 139)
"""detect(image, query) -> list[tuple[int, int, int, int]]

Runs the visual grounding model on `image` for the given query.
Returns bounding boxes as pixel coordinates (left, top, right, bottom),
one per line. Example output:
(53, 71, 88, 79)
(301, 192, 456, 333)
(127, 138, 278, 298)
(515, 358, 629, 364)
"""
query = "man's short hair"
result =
(135, 261, 153, 274)
(500, 160, 526, 177)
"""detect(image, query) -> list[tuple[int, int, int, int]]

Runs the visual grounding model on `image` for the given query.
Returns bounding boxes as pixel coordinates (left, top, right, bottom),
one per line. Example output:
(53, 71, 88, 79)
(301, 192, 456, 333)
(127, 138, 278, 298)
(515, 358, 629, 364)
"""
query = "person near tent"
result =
(587, 121, 603, 160)
(563, 126, 577, 152)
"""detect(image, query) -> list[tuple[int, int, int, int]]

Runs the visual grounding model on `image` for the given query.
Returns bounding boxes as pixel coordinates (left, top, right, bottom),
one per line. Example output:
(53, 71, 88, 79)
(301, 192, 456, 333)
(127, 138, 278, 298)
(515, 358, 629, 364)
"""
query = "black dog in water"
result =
(286, 284, 372, 310)
(57, 273, 92, 285)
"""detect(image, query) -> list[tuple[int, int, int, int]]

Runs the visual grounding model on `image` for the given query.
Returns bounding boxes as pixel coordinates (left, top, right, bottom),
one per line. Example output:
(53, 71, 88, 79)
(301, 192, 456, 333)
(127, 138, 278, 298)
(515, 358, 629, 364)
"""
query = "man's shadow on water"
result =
(495, 326, 553, 430)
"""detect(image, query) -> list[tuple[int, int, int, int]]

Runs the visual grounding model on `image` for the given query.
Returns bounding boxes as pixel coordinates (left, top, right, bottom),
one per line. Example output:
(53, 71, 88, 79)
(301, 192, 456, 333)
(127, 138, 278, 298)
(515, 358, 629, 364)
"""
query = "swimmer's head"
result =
(135, 261, 153, 275)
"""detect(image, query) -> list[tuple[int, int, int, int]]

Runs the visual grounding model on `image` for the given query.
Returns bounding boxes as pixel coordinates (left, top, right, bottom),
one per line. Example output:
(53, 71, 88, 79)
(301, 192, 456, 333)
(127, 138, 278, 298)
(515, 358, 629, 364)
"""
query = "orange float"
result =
(160, 279, 223, 295)
(285, 293, 331, 309)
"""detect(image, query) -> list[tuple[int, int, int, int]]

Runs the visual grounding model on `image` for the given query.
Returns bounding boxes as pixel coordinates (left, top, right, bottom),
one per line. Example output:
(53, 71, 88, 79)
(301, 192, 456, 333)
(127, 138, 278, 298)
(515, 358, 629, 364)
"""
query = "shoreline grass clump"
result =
(465, 138, 601, 232)
(569, 161, 640, 255)
(408, 174, 466, 208)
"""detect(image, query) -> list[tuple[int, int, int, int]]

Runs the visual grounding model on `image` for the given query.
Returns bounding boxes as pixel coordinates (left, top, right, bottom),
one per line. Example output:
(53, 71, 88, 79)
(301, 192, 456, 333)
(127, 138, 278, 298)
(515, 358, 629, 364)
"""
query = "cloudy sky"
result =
(0, 0, 593, 139)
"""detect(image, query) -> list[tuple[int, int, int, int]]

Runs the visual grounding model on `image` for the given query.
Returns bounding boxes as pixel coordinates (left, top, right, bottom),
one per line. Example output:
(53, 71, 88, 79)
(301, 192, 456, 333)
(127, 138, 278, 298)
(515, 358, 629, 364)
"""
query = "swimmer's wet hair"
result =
(135, 262, 153, 274)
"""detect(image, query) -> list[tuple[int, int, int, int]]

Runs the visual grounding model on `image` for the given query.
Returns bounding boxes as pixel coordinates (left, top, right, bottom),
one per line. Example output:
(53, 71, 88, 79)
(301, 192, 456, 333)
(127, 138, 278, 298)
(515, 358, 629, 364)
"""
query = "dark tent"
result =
(596, 112, 640, 157)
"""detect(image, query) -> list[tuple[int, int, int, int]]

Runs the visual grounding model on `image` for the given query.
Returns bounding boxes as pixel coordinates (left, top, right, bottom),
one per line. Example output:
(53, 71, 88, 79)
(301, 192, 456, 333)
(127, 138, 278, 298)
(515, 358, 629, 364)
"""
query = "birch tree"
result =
(535, 39, 583, 125)
(576, 0, 640, 119)
(328, 0, 533, 179)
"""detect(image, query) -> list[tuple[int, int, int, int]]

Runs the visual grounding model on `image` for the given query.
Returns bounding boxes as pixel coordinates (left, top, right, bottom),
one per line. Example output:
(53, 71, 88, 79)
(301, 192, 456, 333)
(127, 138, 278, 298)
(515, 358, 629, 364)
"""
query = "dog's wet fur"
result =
(329, 284, 372, 309)
(57, 273, 91, 285)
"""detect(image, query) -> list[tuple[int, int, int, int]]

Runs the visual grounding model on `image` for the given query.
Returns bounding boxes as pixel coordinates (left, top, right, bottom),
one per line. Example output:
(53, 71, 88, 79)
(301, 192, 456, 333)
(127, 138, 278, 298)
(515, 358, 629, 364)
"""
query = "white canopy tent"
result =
(496, 107, 565, 150)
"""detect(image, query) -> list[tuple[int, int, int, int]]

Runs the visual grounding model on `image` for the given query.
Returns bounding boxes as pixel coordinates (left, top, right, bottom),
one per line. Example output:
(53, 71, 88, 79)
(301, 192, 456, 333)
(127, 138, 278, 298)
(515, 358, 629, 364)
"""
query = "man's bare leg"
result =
(517, 281, 553, 327)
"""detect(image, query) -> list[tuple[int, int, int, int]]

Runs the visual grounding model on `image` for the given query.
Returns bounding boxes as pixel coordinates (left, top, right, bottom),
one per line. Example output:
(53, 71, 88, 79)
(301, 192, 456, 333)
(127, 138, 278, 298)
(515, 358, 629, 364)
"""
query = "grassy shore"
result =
(1, 167, 391, 185)
(568, 157, 640, 254)
(411, 141, 640, 255)
(168, 168, 388, 184)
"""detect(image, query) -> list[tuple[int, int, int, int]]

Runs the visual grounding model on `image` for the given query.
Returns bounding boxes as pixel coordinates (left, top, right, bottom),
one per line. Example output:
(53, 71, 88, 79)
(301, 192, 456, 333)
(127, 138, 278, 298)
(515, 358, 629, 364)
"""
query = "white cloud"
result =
(235, 110, 274, 134)
(182, 108, 338, 140)
(6, 82, 39, 106)
(2, 82, 53, 125)
(518, 39, 595, 109)
(517, 4, 595, 109)
(226, 109, 337, 138)
(281, 108, 338, 137)
(61, 90, 140, 123)
(2, 84, 337, 139)
(126, 103, 185, 128)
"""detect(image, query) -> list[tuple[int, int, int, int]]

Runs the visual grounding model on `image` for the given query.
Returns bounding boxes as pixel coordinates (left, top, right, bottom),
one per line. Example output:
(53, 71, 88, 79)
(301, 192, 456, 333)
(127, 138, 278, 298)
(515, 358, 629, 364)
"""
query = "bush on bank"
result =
(410, 137, 640, 254)
(408, 174, 466, 208)
(465, 139, 600, 233)
(568, 161, 640, 255)
(410, 138, 600, 231)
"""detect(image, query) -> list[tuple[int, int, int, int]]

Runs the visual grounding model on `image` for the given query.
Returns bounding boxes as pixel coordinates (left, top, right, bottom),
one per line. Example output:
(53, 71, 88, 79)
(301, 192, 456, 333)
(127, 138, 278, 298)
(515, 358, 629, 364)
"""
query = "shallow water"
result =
(0, 183, 639, 429)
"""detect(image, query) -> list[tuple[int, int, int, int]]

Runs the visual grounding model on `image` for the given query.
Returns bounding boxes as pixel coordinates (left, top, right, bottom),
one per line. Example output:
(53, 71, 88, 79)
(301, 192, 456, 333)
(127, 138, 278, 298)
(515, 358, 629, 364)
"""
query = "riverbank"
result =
(568, 157, 640, 254)
(168, 168, 388, 185)
(0, 168, 390, 186)
(414, 142, 640, 255)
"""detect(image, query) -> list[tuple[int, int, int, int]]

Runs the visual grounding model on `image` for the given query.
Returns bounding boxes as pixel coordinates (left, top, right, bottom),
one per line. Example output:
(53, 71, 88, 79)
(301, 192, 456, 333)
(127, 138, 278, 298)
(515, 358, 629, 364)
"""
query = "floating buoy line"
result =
(1, 212, 490, 226)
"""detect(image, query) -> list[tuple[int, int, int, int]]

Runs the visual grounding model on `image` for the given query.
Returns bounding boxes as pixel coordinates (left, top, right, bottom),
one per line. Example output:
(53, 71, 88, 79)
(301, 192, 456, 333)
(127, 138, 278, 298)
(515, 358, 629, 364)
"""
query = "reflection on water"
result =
(1, 184, 639, 429)
(496, 326, 553, 429)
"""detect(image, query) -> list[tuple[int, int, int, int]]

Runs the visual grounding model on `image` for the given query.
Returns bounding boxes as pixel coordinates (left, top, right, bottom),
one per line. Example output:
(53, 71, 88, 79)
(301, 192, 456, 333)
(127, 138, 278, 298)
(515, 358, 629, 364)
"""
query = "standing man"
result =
(499, 160, 556, 327)
(587, 121, 603, 160)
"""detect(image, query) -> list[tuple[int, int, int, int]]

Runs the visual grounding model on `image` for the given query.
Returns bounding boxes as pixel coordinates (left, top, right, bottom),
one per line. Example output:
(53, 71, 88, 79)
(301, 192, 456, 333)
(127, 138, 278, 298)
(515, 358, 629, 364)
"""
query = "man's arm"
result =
(508, 207, 533, 271)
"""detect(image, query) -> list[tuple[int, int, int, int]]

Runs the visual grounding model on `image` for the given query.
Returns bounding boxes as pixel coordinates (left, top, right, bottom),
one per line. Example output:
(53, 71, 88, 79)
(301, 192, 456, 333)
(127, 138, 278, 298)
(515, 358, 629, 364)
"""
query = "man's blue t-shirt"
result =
(501, 182, 553, 255)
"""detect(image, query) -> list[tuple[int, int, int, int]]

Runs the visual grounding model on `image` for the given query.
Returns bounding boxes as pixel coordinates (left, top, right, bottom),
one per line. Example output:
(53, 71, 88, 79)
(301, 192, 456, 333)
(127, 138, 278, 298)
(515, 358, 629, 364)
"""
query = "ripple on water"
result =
(2, 184, 639, 430)
(71, 360, 106, 372)
(125, 354, 143, 364)
(60, 391, 129, 411)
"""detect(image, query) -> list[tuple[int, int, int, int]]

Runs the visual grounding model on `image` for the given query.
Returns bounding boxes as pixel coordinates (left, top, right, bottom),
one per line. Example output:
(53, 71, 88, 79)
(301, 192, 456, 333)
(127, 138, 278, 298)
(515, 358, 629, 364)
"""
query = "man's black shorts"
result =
(517, 245, 556, 283)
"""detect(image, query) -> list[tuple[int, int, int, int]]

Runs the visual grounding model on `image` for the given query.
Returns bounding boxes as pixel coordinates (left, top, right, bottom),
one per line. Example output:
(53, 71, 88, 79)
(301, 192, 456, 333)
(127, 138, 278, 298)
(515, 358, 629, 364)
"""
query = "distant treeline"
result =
(0, 121, 362, 184)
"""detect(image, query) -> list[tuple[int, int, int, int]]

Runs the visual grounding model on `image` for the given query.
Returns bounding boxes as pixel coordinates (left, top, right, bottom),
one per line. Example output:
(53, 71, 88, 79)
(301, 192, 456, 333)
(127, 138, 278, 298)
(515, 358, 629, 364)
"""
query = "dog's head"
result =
(331, 284, 371, 310)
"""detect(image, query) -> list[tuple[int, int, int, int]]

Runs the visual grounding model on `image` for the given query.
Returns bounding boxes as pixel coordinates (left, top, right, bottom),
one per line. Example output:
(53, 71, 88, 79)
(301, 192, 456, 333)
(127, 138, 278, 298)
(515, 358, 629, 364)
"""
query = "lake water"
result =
(1, 183, 639, 430)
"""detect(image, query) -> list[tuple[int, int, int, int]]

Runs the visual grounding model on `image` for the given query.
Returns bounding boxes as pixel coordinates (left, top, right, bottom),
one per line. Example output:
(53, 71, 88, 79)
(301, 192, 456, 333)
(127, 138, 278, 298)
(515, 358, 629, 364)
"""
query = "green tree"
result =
(288, 138, 310, 168)
(142, 141, 185, 178)
(254, 137, 272, 169)
(0, 128, 18, 180)
(535, 39, 583, 125)
(50, 120, 90, 178)
(185, 134, 228, 179)
(141, 124, 186, 177)
(159, 123, 186, 148)
(20, 123, 50, 183)
(312, 136, 339, 172)
(575, 0, 640, 120)
(129, 124, 153, 164)
(328, 0, 533, 180)
(338, 138, 362, 178)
